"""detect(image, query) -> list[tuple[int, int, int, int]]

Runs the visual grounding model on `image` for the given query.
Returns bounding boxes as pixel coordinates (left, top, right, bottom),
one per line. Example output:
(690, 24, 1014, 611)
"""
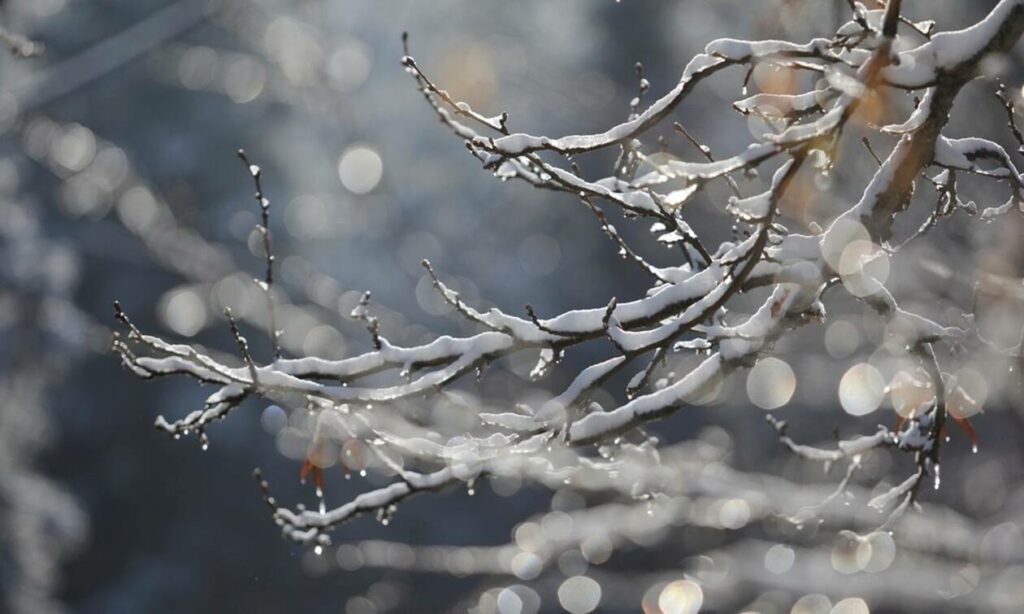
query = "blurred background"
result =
(1, 1, 1022, 613)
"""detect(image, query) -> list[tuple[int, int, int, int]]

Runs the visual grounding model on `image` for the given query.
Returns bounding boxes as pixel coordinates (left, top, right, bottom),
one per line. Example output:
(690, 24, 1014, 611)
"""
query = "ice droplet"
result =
(314, 545, 323, 556)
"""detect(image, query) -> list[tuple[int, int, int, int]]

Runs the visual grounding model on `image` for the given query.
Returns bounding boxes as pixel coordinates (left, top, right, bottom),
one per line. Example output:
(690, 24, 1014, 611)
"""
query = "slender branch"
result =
(236, 149, 282, 359)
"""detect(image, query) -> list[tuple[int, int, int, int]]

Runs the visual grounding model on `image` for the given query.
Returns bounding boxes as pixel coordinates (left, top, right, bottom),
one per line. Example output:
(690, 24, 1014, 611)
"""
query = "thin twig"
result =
(237, 149, 281, 360)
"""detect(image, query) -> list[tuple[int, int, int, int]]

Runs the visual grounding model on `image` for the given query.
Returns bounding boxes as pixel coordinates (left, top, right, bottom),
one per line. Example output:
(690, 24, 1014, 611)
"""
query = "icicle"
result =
(933, 464, 941, 490)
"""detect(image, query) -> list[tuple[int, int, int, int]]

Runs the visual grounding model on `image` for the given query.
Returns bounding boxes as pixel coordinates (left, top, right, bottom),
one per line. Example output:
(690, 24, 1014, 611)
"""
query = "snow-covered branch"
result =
(112, 1, 1024, 606)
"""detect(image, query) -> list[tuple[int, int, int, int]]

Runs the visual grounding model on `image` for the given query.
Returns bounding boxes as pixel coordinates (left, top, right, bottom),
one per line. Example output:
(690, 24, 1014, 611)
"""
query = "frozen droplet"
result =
(972, 444, 979, 454)
(359, 470, 367, 477)
(314, 545, 323, 556)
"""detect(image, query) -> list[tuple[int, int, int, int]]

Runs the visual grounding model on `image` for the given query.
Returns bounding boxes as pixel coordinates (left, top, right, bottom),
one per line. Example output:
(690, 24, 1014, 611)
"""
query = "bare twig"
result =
(236, 149, 281, 359)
